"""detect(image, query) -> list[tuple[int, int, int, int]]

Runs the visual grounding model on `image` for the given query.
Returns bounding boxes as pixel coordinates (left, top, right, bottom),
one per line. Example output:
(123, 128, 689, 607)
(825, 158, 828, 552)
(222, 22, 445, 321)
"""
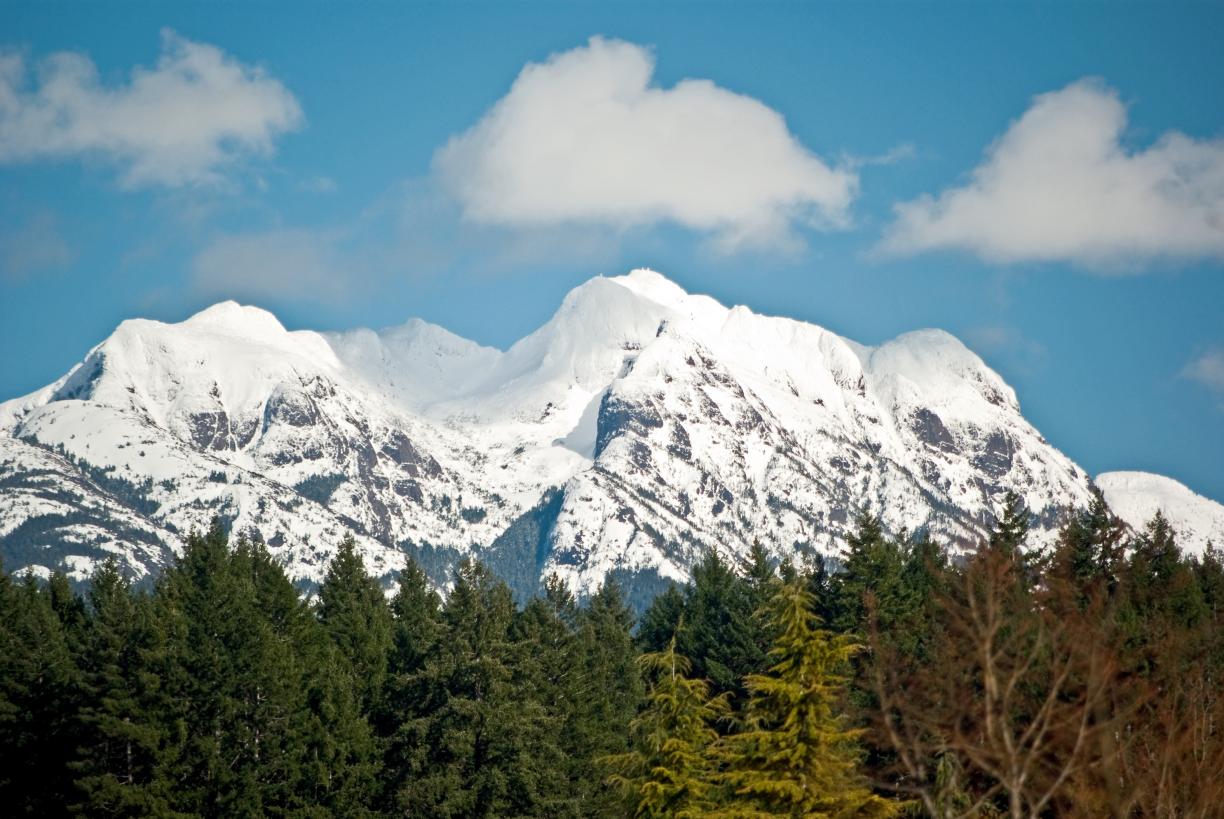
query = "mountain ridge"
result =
(1, 269, 1215, 596)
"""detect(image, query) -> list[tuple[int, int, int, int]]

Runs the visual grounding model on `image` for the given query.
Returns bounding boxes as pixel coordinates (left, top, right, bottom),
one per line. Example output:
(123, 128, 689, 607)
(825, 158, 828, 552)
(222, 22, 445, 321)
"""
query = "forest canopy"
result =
(2, 492, 1221, 818)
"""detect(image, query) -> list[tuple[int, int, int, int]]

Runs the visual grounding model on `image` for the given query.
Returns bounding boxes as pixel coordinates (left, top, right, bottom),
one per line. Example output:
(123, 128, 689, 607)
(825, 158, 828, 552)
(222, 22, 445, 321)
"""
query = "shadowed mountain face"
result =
(0, 268, 1141, 595)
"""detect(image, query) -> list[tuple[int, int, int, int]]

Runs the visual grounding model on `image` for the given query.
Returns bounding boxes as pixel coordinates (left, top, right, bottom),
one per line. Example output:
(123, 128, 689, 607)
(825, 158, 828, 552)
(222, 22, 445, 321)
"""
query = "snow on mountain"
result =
(1097, 471, 1224, 556)
(0, 268, 1168, 597)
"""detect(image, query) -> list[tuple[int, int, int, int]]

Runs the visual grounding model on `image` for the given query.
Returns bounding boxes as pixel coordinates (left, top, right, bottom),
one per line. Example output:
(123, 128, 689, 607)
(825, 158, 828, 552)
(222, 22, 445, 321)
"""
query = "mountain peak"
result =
(1097, 471, 1224, 555)
(606, 268, 729, 328)
(182, 300, 289, 340)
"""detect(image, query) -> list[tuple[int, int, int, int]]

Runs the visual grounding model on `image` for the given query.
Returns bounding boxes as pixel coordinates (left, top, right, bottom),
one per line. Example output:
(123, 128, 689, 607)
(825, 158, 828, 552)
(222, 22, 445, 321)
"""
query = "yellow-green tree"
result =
(718, 579, 897, 818)
(604, 636, 728, 818)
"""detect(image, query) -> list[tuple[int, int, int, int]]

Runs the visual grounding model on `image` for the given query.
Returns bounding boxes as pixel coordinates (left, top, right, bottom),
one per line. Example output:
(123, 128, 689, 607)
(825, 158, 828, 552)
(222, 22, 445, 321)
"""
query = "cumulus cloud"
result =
(0, 30, 302, 187)
(881, 79, 1224, 267)
(1183, 347, 1224, 406)
(434, 37, 857, 251)
(191, 229, 346, 301)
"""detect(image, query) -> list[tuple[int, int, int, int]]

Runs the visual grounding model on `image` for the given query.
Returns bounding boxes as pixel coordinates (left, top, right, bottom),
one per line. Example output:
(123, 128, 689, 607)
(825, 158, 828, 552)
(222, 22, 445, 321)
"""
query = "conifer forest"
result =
(2, 492, 1222, 817)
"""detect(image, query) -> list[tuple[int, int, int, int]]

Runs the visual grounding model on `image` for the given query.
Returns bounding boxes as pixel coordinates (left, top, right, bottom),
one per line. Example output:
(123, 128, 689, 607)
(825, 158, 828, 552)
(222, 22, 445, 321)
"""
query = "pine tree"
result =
(637, 582, 686, 653)
(571, 576, 644, 816)
(380, 558, 442, 809)
(318, 533, 394, 714)
(989, 491, 1030, 557)
(604, 636, 728, 818)
(718, 579, 897, 818)
(297, 631, 382, 817)
(156, 524, 323, 815)
(70, 560, 171, 816)
(832, 510, 908, 636)
(0, 569, 84, 816)
(1051, 490, 1125, 606)
(245, 536, 381, 816)
(1119, 512, 1209, 673)
(0, 568, 78, 812)
(388, 558, 442, 682)
(681, 551, 770, 705)
(895, 533, 949, 661)
(393, 559, 540, 817)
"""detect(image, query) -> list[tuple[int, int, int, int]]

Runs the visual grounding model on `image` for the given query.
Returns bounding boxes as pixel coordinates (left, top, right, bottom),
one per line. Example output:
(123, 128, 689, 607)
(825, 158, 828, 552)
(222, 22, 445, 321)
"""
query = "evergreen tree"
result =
(1051, 490, 1125, 605)
(380, 558, 442, 809)
(989, 491, 1030, 557)
(604, 637, 728, 818)
(894, 533, 949, 660)
(70, 560, 171, 816)
(1119, 512, 1209, 674)
(508, 575, 581, 815)
(387, 559, 442, 681)
(243, 537, 380, 816)
(393, 559, 542, 817)
(717, 579, 897, 818)
(0, 568, 83, 816)
(156, 524, 322, 814)
(318, 533, 394, 714)
(680, 551, 769, 705)
(1194, 543, 1224, 627)
(570, 576, 644, 817)
(637, 582, 686, 653)
(832, 510, 908, 636)
(741, 541, 779, 619)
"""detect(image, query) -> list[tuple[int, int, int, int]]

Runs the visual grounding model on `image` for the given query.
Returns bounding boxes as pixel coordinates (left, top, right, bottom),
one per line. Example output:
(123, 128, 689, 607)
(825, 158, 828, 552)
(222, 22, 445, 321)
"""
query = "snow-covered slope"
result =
(0, 268, 1152, 594)
(1097, 472, 1224, 556)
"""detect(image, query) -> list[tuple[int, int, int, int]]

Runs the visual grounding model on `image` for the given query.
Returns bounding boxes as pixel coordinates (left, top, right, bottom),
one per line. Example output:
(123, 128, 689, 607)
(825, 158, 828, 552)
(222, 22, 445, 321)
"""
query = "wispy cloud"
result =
(880, 79, 1224, 268)
(1183, 347, 1224, 407)
(0, 30, 302, 187)
(298, 176, 337, 194)
(964, 323, 1048, 375)
(434, 36, 857, 252)
(0, 210, 72, 281)
(191, 228, 348, 302)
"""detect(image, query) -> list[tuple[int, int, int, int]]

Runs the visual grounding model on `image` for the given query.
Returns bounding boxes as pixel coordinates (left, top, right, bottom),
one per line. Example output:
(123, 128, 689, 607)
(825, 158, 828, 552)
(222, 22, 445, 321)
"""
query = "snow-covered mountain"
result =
(1097, 472, 1224, 556)
(1, 268, 1198, 597)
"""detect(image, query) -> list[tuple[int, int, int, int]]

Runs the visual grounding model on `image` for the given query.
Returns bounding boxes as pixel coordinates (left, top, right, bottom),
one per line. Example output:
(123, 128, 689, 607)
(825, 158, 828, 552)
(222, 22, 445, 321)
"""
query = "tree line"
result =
(1, 490, 1221, 817)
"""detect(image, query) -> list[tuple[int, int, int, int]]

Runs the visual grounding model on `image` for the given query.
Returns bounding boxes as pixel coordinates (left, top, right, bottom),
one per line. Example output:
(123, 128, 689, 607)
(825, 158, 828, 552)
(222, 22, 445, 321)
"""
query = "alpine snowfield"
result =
(1097, 472, 1224, 556)
(1, 270, 1212, 594)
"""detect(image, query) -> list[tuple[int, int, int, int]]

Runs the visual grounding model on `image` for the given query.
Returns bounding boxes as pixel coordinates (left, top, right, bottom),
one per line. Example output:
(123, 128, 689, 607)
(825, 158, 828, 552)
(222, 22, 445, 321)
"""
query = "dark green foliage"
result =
(294, 473, 347, 505)
(71, 560, 172, 816)
(3, 494, 1219, 817)
(637, 551, 773, 711)
(0, 567, 83, 816)
(390, 558, 547, 817)
(569, 576, 643, 816)
(637, 581, 686, 651)
(319, 533, 394, 713)
(1050, 489, 1126, 604)
(831, 510, 908, 635)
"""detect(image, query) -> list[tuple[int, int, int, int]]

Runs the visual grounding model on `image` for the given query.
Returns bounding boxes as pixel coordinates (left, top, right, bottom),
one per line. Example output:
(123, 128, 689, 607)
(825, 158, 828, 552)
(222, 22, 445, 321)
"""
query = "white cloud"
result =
(434, 37, 857, 251)
(0, 30, 302, 187)
(191, 229, 345, 301)
(881, 79, 1224, 267)
(1183, 348, 1224, 405)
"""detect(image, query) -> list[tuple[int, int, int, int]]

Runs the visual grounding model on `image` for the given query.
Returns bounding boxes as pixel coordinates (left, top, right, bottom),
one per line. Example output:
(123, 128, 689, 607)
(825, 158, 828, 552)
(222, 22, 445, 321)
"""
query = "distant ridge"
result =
(2, 269, 1209, 595)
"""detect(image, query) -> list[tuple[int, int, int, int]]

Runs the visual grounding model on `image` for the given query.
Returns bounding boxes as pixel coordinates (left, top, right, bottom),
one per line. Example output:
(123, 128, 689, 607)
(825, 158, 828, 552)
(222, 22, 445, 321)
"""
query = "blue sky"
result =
(1, 1, 1222, 501)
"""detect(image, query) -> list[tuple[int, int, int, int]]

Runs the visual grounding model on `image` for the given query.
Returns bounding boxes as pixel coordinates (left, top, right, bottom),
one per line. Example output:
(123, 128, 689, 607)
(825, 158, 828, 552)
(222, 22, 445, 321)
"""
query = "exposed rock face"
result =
(1, 270, 1143, 595)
